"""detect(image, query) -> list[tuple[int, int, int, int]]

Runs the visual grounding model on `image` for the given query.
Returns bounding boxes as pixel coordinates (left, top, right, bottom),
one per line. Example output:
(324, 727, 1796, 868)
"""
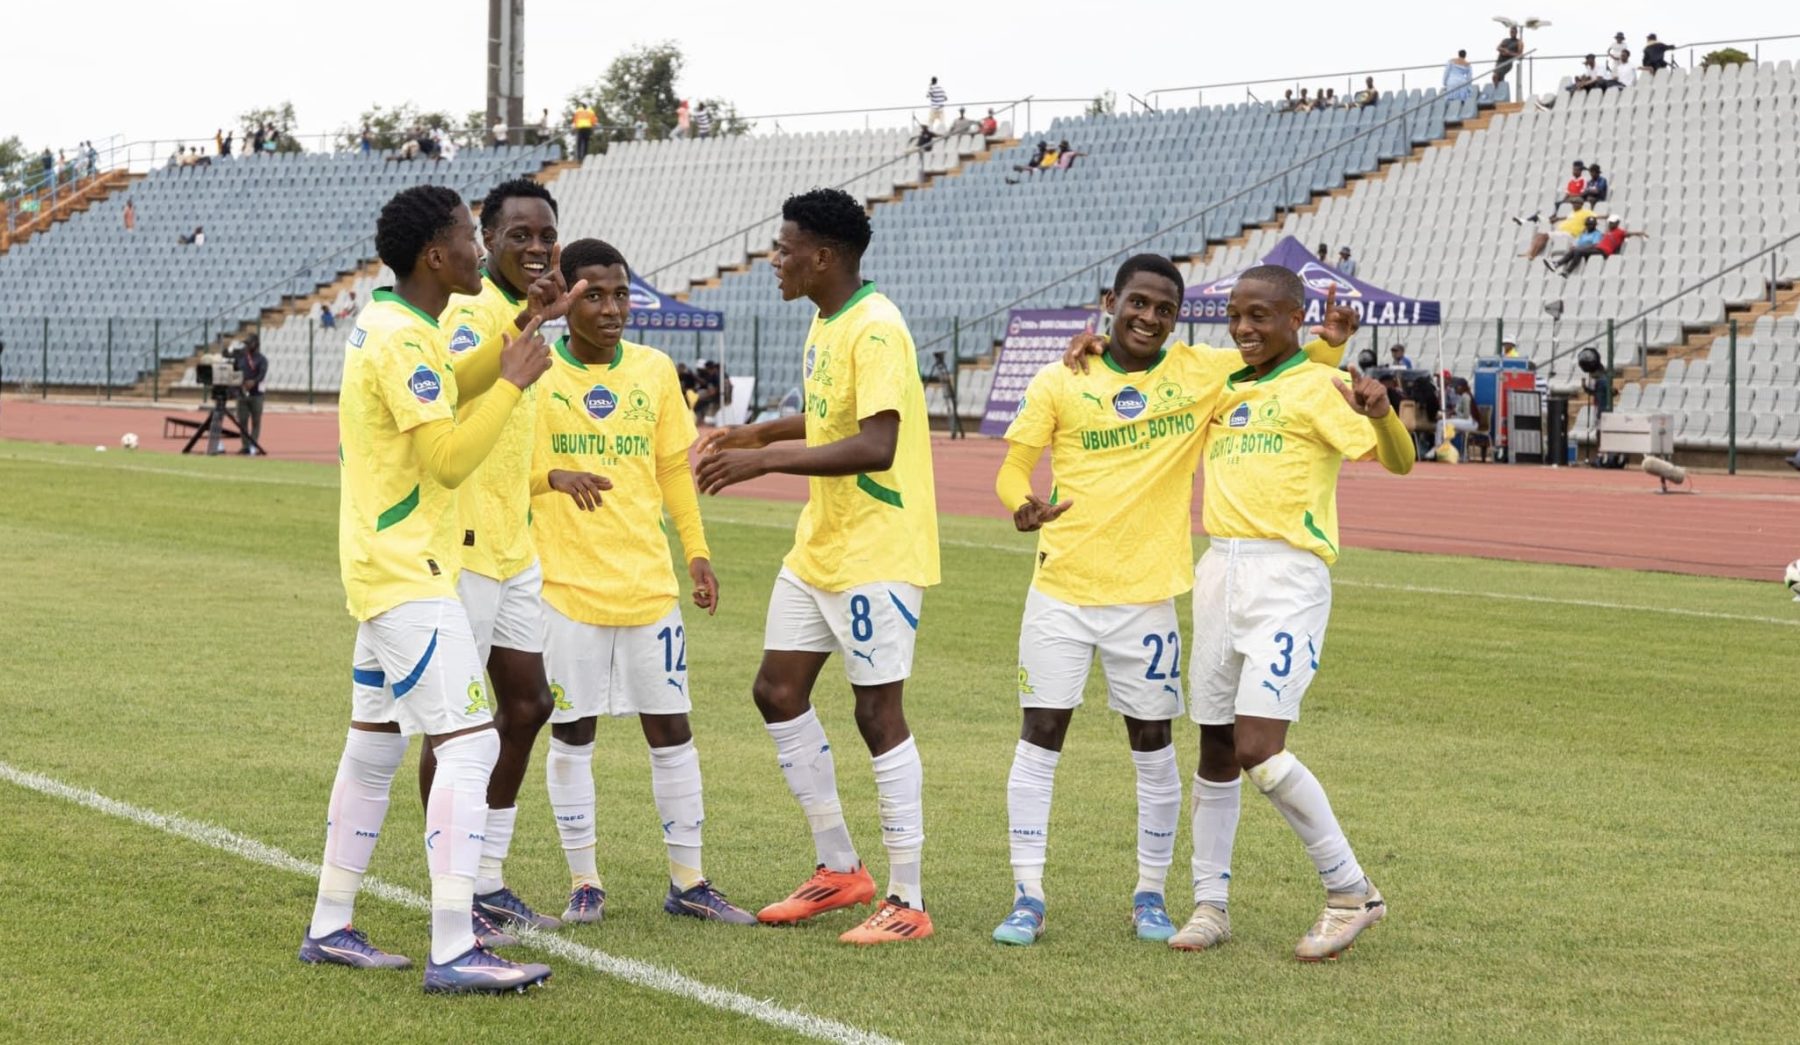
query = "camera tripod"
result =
(181, 387, 264, 456)
(926, 351, 963, 439)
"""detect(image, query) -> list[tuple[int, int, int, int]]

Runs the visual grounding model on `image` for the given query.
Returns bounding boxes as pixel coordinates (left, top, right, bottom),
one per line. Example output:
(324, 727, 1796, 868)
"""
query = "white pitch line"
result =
(0, 761, 898, 1045)
(1, 451, 338, 489)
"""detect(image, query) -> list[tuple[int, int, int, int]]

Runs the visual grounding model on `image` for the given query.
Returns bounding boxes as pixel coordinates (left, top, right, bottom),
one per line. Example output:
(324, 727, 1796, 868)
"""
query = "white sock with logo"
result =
(765, 708, 858, 873)
(648, 740, 706, 890)
(545, 737, 600, 889)
(474, 805, 516, 895)
(872, 736, 925, 908)
(426, 730, 498, 963)
(1247, 751, 1366, 894)
(1005, 740, 1059, 903)
(1131, 745, 1180, 897)
(1191, 774, 1242, 909)
(309, 728, 407, 938)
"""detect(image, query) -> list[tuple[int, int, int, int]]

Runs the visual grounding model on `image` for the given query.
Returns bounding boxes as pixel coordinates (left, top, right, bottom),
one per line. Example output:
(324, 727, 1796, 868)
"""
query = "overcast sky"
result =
(4, 1, 1788, 152)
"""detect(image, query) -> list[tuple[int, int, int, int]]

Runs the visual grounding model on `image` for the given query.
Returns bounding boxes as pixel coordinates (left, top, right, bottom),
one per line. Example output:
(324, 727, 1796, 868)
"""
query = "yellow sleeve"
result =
(656, 452, 710, 561)
(452, 333, 505, 401)
(1302, 337, 1344, 367)
(529, 418, 552, 496)
(407, 380, 522, 488)
(1370, 409, 1416, 475)
(995, 441, 1043, 512)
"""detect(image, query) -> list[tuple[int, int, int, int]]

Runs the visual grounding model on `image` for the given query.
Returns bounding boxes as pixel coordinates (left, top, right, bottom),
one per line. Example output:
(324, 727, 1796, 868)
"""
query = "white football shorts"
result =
(1017, 587, 1184, 719)
(456, 559, 546, 663)
(350, 597, 493, 736)
(543, 602, 692, 721)
(1189, 538, 1333, 725)
(763, 566, 924, 687)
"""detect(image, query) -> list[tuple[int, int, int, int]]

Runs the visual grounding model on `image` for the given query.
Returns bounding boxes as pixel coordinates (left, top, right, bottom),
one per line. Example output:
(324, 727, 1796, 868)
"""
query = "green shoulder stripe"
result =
(377, 485, 421, 531)
(856, 473, 904, 508)
(1302, 510, 1337, 556)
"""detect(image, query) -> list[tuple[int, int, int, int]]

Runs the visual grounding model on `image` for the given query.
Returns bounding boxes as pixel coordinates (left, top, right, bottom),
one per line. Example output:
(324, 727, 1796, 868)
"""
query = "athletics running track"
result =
(3, 397, 1794, 581)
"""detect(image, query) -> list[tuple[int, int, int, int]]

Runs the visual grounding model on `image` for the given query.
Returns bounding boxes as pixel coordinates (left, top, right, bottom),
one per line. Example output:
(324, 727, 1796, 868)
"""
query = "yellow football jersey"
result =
(338, 289, 464, 620)
(1005, 348, 1234, 605)
(531, 338, 704, 627)
(784, 283, 940, 591)
(442, 271, 536, 581)
(1200, 352, 1377, 564)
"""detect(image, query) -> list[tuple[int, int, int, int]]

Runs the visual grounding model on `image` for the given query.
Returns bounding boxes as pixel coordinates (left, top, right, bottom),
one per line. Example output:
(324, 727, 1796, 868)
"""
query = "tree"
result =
(1085, 91, 1118, 118)
(1700, 47, 1751, 69)
(561, 42, 752, 150)
(237, 101, 304, 153)
(337, 103, 466, 152)
(0, 135, 33, 196)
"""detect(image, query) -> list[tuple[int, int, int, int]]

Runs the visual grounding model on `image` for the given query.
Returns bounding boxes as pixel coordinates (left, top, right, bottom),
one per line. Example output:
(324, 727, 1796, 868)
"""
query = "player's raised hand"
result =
(1012, 494, 1074, 532)
(499, 314, 553, 389)
(548, 469, 612, 511)
(689, 557, 719, 615)
(1309, 284, 1360, 347)
(695, 447, 765, 495)
(526, 244, 588, 322)
(1062, 332, 1107, 374)
(1333, 366, 1391, 418)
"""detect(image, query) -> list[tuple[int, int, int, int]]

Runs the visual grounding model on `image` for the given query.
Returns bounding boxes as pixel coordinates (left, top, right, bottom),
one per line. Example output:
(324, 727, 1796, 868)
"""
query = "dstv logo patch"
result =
(448, 324, 480, 353)
(1113, 385, 1147, 420)
(408, 365, 442, 403)
(584, 385, 618, 420)
(804, 345, 817, 379)
(1228, 402, 1252, 428)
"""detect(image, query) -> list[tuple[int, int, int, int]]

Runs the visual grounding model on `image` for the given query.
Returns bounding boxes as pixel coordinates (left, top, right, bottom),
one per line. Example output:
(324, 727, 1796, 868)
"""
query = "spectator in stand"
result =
(84, 141, 98, 177)
(191, 146, 212, 168)
(42, 147, 57, 187)
(1581, 163, 1610, 208)
(123, 198, 136, 231)
(1038, 142, 1061, 169)
(235, 334, 267, 455)
(633, 117, 648, 141)
(1607, 33, 1629, 71)
(1007, 140, 1049, 183)
(220, 130, 233, 157)
(1337, 246, 1357, 278)
(1599, 51, 1636, 89)
(1294, 87, 1314, 113)
(1276, 89, 1297, 114)
(1556, 214, 1649, 276)
(358, 125, 372, 155)
(319, 302, 336, 330)
(948, 108, 980, 136)
(177, 148, 195, 169)
(1389, 344, 1415, 369)
(1316, 243, 1329, 263)
(927, 76, 948, 124)
(979, 108, 999, 136)
(1321, 88, 1341, 108)
(338, 290, 357, 320)
(1642, 34, 1674, 72)
(1569, 54, 1603, 92)
(572, 103, 597, 160)
(491, 119, 507, 147)
(1523, 159, 1588, 220)
(1444, 49, 1474, 102)
(1352, 77, 1379, 107)
(1054, 140, 1085, 170)
(676, 99, 691, 137)
(252, 124, 266, 153)
(1495, 26, 1523, 86)
(1546, 215, 1603, 274)
(910, 121, 938, 153)
(693, 101, 715, 139)
(214, 129, 223, 156)
(179, 226, 205, 246)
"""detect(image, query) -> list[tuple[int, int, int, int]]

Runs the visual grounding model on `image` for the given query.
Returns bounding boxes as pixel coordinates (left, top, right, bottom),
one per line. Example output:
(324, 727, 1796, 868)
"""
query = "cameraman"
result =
(234, 334, 268, 455)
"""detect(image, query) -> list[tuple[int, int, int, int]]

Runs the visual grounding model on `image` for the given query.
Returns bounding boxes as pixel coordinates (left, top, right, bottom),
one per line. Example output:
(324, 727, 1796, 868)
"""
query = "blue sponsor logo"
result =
(347, 327, 367, 348)
(803, 345, 816, 379)
(1113, 385, 1147, 420)
(584, 384, 618, 420)
(448, 324, 480, 353)
(1228, 402, 1252, 428)
(408, 365, 442, 403)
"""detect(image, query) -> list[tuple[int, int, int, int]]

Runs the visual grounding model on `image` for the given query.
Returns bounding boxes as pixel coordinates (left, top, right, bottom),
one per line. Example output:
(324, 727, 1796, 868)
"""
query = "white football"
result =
(1786, 559, 1800, 602)
(94, 445, 107, 452)
(120, 432, 139, 450)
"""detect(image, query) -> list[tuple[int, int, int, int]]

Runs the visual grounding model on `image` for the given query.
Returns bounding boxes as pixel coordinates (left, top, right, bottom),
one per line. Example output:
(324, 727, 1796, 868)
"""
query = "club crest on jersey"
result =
(448, 324, 480, 353)
(1228, 402, 1252, 428)
(623, 387, 658, 421)
(1150, 379, 1196, 414)
(805, 346, 833, 385)
(1254, 398, 1288, 427)
(1113, 385, 1147, 420)
(408, 365, 442, 403)
(584, 384, 618, 420)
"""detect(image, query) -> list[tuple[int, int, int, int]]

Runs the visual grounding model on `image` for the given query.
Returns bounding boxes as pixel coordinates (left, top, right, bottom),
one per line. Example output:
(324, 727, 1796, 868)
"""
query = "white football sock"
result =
(475, 805, 516, 895)
(1005, 740, 1059, 903)
(310, 728, 407, 937)
(872, 736, 925, 908)
(1191, 774, 1242, 909)
(426, 730, 498, 963)
(1247, 750, 1367, 894)
(765, 708, 858, 873)
(545, 737, 601, 889)
(649, 739, 706, 890)
(1131, 745, 1180, 897)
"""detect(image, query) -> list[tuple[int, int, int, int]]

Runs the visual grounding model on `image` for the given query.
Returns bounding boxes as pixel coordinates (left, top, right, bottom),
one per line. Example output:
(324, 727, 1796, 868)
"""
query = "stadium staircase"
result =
(0, 169, 137, 254)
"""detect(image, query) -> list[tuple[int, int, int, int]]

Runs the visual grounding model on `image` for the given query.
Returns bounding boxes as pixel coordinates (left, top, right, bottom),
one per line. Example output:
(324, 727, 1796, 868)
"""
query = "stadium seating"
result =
(1183, 62, 1800, 450)
(690, 88, 1485, 402)
(0, 146, 557, 387)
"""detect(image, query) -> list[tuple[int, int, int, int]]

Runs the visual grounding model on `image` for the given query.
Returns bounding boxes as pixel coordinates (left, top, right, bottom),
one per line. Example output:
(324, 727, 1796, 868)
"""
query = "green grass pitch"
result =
(2, 439, 1797, 1043)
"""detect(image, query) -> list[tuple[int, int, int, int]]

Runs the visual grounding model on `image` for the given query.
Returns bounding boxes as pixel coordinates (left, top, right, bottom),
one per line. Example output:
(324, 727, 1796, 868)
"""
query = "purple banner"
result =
(979, 309, 1100, 437)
